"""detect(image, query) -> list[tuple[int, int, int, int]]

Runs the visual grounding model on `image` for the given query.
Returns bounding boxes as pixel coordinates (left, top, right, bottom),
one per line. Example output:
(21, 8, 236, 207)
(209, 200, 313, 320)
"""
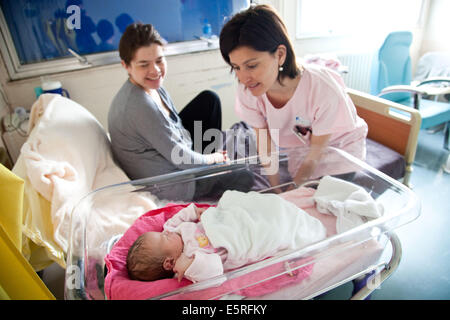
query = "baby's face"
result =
(144, 231, 183, 258)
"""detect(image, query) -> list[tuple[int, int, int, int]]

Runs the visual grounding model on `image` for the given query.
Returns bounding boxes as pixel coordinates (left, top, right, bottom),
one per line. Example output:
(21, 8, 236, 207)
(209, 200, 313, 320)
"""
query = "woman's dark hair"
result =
(219, 4, 299, 82)
(119, 23, 164, 66)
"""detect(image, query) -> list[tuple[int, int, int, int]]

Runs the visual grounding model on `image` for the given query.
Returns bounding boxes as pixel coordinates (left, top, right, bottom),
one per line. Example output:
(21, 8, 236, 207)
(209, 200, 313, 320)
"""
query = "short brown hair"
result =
(119, 23, 164, 66)
(126, 232, 174, 281)
(219, 4, 299, 82)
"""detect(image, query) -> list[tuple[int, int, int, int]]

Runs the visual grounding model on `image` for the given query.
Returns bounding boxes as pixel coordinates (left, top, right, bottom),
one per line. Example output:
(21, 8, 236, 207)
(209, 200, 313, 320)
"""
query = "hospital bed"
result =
(10, 90, 421, 300)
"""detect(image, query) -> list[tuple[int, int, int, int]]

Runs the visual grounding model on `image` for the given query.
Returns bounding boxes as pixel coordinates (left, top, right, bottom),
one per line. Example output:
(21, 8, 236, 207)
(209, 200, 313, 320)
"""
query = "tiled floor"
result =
(42, 129, 450, 300)
(318, 129, 450, 300)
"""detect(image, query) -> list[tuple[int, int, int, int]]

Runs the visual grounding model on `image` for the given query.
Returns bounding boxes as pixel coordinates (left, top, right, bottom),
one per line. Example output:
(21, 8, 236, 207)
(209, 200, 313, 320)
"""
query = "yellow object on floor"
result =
(0, 164, 55, 300)
(13, 155, 65, 270)
(0, 163, 23, 249)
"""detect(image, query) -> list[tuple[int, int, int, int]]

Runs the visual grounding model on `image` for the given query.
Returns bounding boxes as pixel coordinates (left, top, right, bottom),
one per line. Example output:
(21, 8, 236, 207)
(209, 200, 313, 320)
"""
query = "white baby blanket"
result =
(201, 190, 327, 270)
(313, 176, 384, 233)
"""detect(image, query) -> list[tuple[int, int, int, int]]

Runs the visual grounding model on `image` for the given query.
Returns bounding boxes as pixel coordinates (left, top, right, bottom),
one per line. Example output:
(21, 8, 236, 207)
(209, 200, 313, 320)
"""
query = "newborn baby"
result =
(127, 190, 326, 282)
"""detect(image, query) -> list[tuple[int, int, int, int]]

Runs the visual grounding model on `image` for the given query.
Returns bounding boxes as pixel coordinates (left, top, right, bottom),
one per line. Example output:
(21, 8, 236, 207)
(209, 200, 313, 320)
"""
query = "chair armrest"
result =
(378, 84, 450, 108)
(378, 85, 427, 97)
(417, 76, 450, 86)
(417, 77, 450, 96)
(418, 86, 450, 96)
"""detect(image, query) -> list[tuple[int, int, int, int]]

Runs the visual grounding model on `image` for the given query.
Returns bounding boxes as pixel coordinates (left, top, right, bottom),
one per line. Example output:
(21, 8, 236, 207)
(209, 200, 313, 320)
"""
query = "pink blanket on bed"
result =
(104, 188, 327, 300)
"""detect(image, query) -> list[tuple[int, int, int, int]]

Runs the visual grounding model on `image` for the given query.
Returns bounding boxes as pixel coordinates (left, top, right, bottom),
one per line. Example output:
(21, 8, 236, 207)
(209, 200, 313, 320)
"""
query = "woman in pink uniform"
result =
(219, 4, 368, 189)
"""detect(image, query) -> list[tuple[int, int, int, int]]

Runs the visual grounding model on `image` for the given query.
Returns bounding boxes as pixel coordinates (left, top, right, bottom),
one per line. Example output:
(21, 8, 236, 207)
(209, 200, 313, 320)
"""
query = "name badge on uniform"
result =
(292, 116, 312, 144)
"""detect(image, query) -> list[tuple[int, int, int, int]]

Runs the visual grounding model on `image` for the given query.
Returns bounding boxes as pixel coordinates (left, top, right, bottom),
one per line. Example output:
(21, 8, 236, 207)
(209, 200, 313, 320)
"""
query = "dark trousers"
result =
(179, 90, 222, 154)
(193, 167, 255, 201)
(178, 90, 254, 200)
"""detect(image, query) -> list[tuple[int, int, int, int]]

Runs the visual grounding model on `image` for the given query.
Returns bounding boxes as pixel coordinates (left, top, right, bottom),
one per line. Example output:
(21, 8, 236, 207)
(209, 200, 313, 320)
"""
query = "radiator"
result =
(337, 52, 373, 93)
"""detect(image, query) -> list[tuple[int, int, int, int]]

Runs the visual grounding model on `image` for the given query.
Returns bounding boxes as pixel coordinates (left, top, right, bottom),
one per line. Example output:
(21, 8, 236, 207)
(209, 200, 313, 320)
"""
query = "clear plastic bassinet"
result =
(64, 146, 420, 300)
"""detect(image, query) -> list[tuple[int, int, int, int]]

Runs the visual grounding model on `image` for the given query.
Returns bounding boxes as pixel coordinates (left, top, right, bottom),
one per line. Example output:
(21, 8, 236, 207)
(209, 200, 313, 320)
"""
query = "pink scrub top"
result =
(234, 64, 368, 178)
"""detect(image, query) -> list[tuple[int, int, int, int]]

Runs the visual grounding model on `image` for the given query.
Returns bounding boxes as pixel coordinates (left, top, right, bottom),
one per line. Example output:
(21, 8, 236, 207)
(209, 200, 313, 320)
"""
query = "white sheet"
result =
(201, 190, 327, 270)
(313, 176, 384, 233)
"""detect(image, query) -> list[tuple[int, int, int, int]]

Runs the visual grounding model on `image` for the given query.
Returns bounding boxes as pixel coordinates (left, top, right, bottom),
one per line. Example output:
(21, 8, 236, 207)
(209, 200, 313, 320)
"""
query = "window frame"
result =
(0, 5, 221, 80)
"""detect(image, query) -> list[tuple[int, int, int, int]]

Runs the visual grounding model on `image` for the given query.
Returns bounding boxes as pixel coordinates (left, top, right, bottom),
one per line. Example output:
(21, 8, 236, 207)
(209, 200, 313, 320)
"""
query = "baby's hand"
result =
(173, 253, 194, 282)
(194, 205, 207, 220)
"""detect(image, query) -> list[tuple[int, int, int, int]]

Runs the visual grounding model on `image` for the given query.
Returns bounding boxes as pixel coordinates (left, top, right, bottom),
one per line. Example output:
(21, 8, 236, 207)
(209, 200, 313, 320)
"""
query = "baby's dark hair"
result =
(126, 232, 174, 281)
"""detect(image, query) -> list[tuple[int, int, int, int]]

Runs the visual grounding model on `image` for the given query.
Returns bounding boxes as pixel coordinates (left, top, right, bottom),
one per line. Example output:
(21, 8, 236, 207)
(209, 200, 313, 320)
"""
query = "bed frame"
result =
(347, 88, 422, 187)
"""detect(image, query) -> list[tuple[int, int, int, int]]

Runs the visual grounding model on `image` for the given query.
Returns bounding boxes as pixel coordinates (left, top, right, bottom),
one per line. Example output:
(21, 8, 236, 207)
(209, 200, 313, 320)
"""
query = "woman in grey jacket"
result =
(108, 23, 253, 201)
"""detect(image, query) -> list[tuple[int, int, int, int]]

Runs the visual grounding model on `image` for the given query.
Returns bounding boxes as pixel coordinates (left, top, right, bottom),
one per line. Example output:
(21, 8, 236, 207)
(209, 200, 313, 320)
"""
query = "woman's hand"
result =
(293, 134, 331, 185)
(173, 253, 194, 282)
(206, 150, 230, 164)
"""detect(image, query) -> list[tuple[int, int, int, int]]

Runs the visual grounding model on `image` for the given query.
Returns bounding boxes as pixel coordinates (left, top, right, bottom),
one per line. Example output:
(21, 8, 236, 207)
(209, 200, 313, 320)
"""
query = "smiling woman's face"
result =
(123, 43, 166, 92)
(228, 45, 284, 96)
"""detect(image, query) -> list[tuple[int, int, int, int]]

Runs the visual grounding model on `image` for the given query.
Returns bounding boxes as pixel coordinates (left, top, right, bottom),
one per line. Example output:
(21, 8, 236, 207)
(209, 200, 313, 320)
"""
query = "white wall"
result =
(420, 0, 450, 55)
(0, 88, 8, 120)
(0, 49, 239, 131)
(0, 54, 12, 120)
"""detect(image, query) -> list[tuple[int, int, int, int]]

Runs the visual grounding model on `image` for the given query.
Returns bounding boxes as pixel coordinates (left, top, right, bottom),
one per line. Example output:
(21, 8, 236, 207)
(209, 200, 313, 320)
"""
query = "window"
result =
(297, 0, 424, 39)
(0, 0, 249, 80)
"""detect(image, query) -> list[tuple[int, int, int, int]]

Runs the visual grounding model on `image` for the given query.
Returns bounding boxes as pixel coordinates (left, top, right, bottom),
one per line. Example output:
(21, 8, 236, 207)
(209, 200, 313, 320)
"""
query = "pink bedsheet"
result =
(104, 188, 323, 300)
